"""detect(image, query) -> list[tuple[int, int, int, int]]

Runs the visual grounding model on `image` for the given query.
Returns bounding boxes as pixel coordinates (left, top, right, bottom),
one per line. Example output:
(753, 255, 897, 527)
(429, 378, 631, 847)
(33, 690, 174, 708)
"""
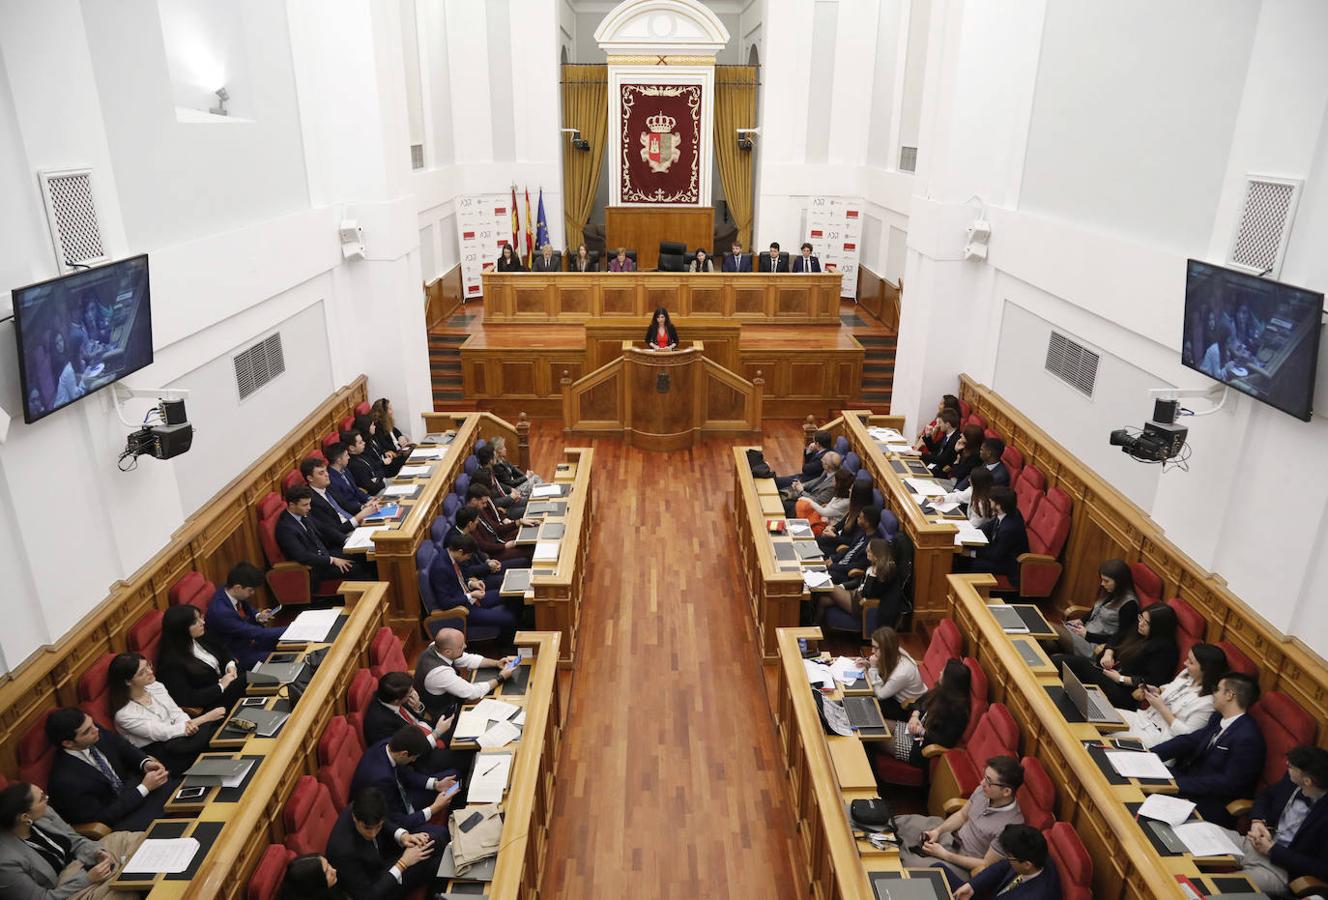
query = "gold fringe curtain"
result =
(714, 66, 757, 251)
(561, 65, 608, 250)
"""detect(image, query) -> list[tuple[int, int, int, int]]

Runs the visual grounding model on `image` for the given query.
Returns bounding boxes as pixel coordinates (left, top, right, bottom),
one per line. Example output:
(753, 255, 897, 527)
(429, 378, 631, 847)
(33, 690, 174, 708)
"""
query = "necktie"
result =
(394, 766, 415, 814)
(453, 559, 468, 594)
(998, 874, 1023, 896)
(89, 747, 123, 792)
(325, 490, 351, 523)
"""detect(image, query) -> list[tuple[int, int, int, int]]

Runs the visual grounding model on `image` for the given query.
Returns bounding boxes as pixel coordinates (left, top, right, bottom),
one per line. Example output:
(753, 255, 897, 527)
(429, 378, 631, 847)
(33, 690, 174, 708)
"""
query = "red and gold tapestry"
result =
(619, 82, 702, 204)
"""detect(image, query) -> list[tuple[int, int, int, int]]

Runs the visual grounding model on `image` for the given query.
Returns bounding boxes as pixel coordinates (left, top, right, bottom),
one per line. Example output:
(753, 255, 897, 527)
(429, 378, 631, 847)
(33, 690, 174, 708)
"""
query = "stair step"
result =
(435, 375, 462, 386)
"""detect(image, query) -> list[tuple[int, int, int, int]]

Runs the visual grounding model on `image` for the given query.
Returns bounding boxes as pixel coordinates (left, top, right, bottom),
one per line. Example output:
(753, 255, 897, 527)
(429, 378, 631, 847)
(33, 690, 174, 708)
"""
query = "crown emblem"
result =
(646, 112, 676, 134)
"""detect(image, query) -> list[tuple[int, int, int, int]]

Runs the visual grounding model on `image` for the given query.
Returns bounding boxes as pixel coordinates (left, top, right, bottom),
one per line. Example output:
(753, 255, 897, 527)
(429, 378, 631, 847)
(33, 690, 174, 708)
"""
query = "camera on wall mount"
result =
(1107, 385, 1229, 471)
(737, 128, 759, 152)
(114, 386, 193, 470)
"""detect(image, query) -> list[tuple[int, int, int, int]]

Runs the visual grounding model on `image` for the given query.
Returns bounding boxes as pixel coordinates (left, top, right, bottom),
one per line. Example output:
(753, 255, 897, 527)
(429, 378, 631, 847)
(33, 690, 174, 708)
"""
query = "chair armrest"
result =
(847, 569, 864, 579)
(1226, 798, 1254, 818)
(1063, 605, 1091, 620)
(920, 743, 947, 759)
(942, 797, 965, 816)
(1291, 876, 1328, 898)
(74, 822, 111, 839)
(1016, 552, 1059, 566)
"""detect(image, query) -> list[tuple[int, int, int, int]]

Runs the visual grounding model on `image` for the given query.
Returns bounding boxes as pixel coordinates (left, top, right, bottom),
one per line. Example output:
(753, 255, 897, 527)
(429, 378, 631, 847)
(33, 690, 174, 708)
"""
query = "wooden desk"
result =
(732, 447, 805, 660)
(481, 271, 843, 324)
(524, 448, 592, 667)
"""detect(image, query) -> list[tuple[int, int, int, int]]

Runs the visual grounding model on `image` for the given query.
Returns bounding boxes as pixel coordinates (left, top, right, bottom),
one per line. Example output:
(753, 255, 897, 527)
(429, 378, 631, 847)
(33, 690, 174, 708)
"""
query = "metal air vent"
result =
(898, 146, 917, 173)
(410, 144, 425, 170)
(1228, 176, 1300, 278)
(233, 333, 286, 401)
(38, 168, 109, 272)
(1045, 331, 1099, 397)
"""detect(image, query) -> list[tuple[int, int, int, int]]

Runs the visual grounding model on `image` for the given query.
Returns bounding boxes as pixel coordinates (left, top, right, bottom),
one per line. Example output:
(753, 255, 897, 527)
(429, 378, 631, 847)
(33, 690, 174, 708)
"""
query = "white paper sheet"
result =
(803, 659, 834, 689)
(887, 443, 920, 456)
(1172, 821, 1244, 858)
(476, 720, 521, 749)
(280, 609, 340, 643)
(904, 478, 947, 496)
(1104, 750, 1173, 780)
(530, 483, 563, 498)
(466, 753, 514, 804)
(124, 838, 200, 875)
(933, 499, 961, 513)
(381, 484, 417, 497)
(1136, 793, 1196, 826)
(802, 571, 833, 590)
(953, 523, 989, 546)
(471, 698, 520, 721)
(343, 526, 388, 550)
(830, 656, 866, 684)
(219, 761, 254, 789)
(453, 709, 490, 740)
(397, 465, 432, 477)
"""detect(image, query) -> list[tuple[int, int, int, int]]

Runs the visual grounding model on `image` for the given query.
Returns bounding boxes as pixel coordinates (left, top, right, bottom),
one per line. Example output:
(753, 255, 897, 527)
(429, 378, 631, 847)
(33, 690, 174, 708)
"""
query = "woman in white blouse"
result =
(108, 652, 226, 775)
(795, 469, 855, 535)
(858, 626, 927, 720)
(934, 466, 996, 530)
(1114, 643, 1228, 749)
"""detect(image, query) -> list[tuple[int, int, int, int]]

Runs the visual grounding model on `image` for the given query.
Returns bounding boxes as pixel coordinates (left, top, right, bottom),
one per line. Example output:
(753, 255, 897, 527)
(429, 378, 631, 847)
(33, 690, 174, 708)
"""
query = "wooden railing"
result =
(857, 266, 901, 332)
(732, 447, 804, 660)
(958, 375, 1328, 737)
(528, 449, 592, 667)
(0, 376, 369, 776)
(425, 264, 464, 330)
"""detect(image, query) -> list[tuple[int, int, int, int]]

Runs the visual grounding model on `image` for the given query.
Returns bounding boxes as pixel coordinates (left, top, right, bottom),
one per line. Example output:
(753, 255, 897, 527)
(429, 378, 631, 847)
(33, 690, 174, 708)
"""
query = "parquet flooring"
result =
(533, 420, 811, 899)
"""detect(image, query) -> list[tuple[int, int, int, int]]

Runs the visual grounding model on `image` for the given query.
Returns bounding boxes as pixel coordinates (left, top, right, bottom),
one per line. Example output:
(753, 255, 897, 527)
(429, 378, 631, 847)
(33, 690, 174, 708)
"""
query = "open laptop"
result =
(842, 695, 886, 732)
(248, 653, 305, 688)
(1061, 662, 1127, 726)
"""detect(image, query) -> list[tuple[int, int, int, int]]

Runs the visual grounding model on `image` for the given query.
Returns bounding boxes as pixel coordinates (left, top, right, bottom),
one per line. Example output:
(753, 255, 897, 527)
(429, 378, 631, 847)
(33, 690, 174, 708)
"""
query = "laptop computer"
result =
(248, 654, 306, 688)
(843, 695, 886, 731)
(869, 872, 946, 900)
(1061, 662, 1127, 726)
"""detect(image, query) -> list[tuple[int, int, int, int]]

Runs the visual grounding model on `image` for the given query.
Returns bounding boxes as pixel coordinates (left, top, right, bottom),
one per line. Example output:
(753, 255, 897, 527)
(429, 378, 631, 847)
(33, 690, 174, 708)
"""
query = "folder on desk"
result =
(530, 483, 567, 498)
(500, 568, 532, 596)
(793, 540, 824, 561)
(532, 541, 559, 563)
(227, 708, 289, 737)
(515, 525, 540, 544)
(363, 504, 403, 523)
(182, 759, 252, 785)
(539, 522, 565, 540)
(525, 501, 566, 517)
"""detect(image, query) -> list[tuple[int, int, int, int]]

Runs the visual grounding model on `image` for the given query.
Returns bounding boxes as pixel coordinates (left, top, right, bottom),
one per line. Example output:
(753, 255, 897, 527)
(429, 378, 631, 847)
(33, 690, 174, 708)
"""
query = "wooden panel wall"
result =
(425, 264, 464, 330)
(855, 266, 900, 332)
(959, 375, 1328, 740)
(604, 205, 714, 271)
(0, 376, 369, 777)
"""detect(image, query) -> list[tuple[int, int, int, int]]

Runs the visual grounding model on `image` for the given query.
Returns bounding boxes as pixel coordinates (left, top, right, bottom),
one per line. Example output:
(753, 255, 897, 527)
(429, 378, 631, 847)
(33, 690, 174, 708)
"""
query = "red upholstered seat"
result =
(983, 428, 999, 440)
(127, 609, 165, 663)
(18, 711, 57, 789)
(354, 401, 371, 417)
(1166, 598, 1206, 665)
(347, 667, 376, 713)
(1248, 692, 1317, 801)
(920, 619, 963, 687)
(960, 657, 989, 745)
(281, 470, 305, 496)
(1016, 756, 1056, 832)
(1000, 487, 1071, 598)
(316, 716, 364, 808)
(958, 399, 972, 419)
(77, 653, 116, 731)
(1216, 641, 1258, 678)
(1012, 465, 1045, 522)
(966, 413, 987, 429)
(258, 491, 339, 606)
(247, 844, 294, 900)
(169, 571, 213, 613)
(1000, 445, 1024, 486)
(307, 449, 327, 465)
(1129, 562, 1162, 609)
(940, 703, 1020, 799)
(369, 628, 408, 679)
(321, 431, 340, 452)
(282, 776, 337, 856)
(1045, 822, 1093, 900)
(339, 415, 355, 433)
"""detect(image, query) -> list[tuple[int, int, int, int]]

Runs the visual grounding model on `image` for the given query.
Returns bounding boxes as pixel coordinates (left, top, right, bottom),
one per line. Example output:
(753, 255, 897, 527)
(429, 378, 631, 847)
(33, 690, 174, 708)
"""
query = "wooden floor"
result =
(533, 420, 811, 899)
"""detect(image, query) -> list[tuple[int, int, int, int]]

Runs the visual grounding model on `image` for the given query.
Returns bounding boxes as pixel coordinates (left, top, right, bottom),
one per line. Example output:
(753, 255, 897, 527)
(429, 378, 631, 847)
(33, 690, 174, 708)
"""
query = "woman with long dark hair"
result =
(108, 652, 225, 774)
(1115, 643, 1228, 748)
(881, 660, 972, 780)
(1054, 559, 1139, 658)
(944, 424, 986, 484)
(816, 479, 875, 555)
(155, 604, 247, 710)
(369, 397, 415, 459)
(279, 854, 345, 899)
(816, 538, 905, 629)
(495, 244, 524, 272)
(354, 414, 401, 478)
(644, 307, 679, 350)
(796, 468, 854, 535)
(860, 626, 927, 720)
(1054, 604, 1180, 708)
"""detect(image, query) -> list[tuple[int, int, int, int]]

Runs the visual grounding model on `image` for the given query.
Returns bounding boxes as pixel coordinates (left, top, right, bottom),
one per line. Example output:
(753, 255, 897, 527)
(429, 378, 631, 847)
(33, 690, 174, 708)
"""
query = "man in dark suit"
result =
(722, 241, 751, 273)
(921, 409, 962, 476)
(301, 457, 382, 551)
(343, 429, 386, 494)
(206, 562, 282, 670)
(326, 787, 437, 898)
(275, 485, 368, 583)
(326, 442, 371, 513)
(955, 824, 1060, 900)
(467, 483, 534, 563)
(757, 241, 788, 273)
(775, 429, 833, 489)
(364, 672, 469, 775)
(43, 708, 170, 831)
(791, 242, 821, 273)
(956, 488, 1028, 583)
(530, 244, 560, 272)
(1153, 672, 1266, 827)
(828, 507, 881, 584)
(1217, 745, 1328, 894)
(427, 533, 519, 642)
(447, 507, 508, 589)
(956, 437, 1010, 491)
(349, 727, 457, 842)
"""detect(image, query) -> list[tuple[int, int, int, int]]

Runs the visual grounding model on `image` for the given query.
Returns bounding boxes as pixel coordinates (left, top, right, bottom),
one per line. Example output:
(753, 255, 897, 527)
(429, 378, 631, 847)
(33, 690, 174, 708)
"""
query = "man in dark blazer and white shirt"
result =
(791, 242, 821, 273)
(349, 728, 456, 842)
(922, 409, 962, 476)
(43, 708, 170, 831)
(758, 242, 788, 273)
(327, 441, 372, 513)
(302, 457, 382, 551)
(326, 787, 436, 898)
(530, 244, 560, 272)
(956, 437, 1010, 491)
(1153, 672, 1266, 828)
(275, 485, 367, 583)
(722, 241, 751, 273)
(206, 562, 281, 670)
(955, 488, 1028, 583)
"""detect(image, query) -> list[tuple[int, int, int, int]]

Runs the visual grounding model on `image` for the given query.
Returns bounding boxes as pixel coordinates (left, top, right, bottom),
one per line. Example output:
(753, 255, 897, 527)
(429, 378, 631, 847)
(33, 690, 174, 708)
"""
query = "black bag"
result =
(746, 448, 775, 479)
(849, 798, 895, 832)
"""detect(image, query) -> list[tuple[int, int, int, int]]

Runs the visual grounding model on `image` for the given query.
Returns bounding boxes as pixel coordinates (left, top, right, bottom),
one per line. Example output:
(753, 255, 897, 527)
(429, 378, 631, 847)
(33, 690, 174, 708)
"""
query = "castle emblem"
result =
(640, 111, 681, 173)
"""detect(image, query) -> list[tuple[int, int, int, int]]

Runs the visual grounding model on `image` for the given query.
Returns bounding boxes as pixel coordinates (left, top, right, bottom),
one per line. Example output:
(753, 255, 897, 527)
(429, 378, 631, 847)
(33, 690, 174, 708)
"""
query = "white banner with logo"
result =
(804, 196, 864, 300)
(455, 194, 511, 300)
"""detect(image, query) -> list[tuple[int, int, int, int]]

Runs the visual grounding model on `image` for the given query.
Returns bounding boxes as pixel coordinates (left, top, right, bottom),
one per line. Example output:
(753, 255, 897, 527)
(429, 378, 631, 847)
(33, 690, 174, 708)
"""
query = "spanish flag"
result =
(510, 185, 520, 256)
(524, 187, 534, 265)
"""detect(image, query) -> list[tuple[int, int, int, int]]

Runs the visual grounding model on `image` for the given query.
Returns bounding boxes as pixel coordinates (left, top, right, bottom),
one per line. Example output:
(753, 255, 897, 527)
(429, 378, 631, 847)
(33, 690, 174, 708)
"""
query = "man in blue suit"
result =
(956, 437, 1010, 490)
(44, 708, 171, 831)
(206, 562, 281, 670)
(791, 242, 821, 273)
(1153, 672, 1266, 827)
(426, 533, 518, 644)
(1218, 745, 1328, 894)
(326, 442, 372, 513)
(349, 727, 457, 842)
(955, 824, 1060, 900)
(722, 241, 751, 273)
(274, 485, 370, 583)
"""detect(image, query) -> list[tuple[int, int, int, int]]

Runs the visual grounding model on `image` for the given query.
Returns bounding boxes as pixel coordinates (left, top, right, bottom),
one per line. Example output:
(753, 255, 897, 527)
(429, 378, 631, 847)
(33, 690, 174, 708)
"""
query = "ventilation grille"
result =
(410, 144, 425, 170)
(233, 333, 286, 400)
(898, 146, 917, 173)
(1045, 331, 1099, 397)
(38, 169, 109, 271)
(1228, 176, 1300, 277)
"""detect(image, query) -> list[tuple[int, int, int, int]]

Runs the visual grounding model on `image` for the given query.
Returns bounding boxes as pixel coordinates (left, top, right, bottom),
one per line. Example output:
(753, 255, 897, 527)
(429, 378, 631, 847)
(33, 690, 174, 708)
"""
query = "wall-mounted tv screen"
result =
(1181, 259, 1322, 422)
(12, 255, 153, 424)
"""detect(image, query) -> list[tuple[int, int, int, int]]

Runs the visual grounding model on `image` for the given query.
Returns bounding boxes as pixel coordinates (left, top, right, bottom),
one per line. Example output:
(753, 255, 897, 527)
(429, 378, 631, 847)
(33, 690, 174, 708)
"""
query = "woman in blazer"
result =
(688, 249, 715, 272)
(108, 652, 225, 775)
(569, 244, 595, 272)
(354, 414, 401, 478)
(369, 398, 414, 460)
(644, 307, 679, 350)
(860, 626, 927, 720)
(1053, 604, 1180, 708)
(1116, 644, 1227, 748)
(156, 604, 247, 711)
(495, 244, 525, 272)
(816, 537, 903, 625)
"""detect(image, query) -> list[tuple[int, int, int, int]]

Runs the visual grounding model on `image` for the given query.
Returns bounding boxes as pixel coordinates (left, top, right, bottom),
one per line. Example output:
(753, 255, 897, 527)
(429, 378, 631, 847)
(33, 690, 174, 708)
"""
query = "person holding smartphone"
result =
(326, 787, 437, 898)
(1052, 604, 1180, 708)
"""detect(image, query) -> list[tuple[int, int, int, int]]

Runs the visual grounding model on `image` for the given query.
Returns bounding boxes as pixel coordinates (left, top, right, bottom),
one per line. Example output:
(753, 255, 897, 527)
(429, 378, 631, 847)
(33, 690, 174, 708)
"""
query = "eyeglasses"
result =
(982, 775, 1011, 790)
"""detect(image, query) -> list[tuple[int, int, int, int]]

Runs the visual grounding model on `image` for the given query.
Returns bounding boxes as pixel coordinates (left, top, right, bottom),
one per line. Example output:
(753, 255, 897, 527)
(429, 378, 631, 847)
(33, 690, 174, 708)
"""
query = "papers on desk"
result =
(803, 659, 835, 690)
(453, 709, 490, 740)
(476, 720, 521, 750)
(381, 484, 418, 497)
(124, 838, 200, 874)
(397, 464, 432, 478)
(363, 504, 402, 522)
(280, 609, 339, 643)
(821, 698, 853, 736)
(868, 427, 906, 443)
(1105, 750, 1173, 780)
(953, 522, 989, 546)
(530, 483, 564, 498)
(467, 752, 514, 804)
(886, 443, 919, 456)
(343, 526, 388, 550)
(472, 698, 520, 721)
(409, 448, 445, 461)
(1137, 793, 1197, 826)
(532, 541, 560, 563)
(802, 570, 833, 591)
(932, 499, 961, 514)
(829, 656, 865, 685)
(786, 519, 814, 537)
(904, 478, 947, 497)
(1172, 822, 1244, 858)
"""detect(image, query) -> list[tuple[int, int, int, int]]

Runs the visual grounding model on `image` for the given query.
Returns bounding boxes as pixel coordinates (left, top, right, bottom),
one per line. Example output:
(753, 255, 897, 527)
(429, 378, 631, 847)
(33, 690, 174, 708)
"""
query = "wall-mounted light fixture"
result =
(560, 127, 590, 151)
(209, 87, 230, 117)
(736, 127, 759, 151)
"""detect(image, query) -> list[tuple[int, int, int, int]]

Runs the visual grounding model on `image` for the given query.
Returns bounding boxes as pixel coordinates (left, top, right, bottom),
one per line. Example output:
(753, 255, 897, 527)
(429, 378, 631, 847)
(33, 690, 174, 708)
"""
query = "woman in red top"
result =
(644, 307, 679, 350)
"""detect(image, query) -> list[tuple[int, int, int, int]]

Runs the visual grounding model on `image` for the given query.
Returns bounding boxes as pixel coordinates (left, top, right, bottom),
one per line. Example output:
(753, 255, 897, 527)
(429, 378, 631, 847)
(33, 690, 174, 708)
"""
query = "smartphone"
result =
(459, 811, 484, 833)
(177, 786, 208, 800)
(503, 658, 519, 672)
(443, 782, 461, 800)
(241, 697, 267, 707)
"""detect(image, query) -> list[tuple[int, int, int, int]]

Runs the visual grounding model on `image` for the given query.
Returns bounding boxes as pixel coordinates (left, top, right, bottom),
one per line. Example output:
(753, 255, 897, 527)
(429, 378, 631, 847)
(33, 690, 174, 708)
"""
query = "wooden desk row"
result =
(732, 447, 804, 660)
(481, 271, 844, 325)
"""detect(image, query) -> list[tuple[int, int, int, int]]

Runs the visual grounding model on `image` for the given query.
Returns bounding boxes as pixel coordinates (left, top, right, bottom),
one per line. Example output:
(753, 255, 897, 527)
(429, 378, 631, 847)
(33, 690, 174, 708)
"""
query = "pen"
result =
(481, 761, 501, 776)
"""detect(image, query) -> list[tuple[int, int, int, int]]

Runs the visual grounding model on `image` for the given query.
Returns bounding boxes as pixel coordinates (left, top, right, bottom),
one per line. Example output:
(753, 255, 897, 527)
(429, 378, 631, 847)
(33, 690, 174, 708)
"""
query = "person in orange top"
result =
(644, 307, 679, 350)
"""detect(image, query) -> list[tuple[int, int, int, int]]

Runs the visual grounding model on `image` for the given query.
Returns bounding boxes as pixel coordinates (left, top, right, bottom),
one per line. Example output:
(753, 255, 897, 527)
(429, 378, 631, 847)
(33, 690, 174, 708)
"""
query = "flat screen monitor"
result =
(12, 255, 153, 424)
(1181, 259, 1322, 422)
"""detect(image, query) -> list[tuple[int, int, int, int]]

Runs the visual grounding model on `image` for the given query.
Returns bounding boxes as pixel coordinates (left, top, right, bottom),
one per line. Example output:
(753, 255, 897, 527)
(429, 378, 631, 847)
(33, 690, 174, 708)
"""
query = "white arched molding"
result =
(596, 0, 731, 207)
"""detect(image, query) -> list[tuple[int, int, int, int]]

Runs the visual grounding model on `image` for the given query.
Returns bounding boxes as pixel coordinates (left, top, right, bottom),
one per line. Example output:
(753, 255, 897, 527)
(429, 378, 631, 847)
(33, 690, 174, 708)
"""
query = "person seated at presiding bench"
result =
(1152, 672, 1266, 827)
(857, 625, 926, 720)
(953, 487, 1027, 583)
(326, 787, 437, 900)
(343, 428, 386, 495)
(644, 307, 679, 350)
(326, 441, 372, 513)
(108, 652, 224, 776)
(816, 479, 875, 555)
(920, 408, 961, 475)
(1114, 643, 1227, 749)
(1053, 604, 1180, 709)
(880, 660, 972, 783)
(276, 485, 373, 583)
(956, 437, 1009, 491)
(495, 244, 524, 272)
(722, 241, 751, 272)
(364, 672, 465, 776)
(1051, 558, 1138, 660)
(795, 468, 854, 535)
(531, 243, 560, 273)
(206, 562, 282, 670)
(688, 249, 714, 272)
(156, 604, 247, 712)
(791, 242, 820, 273)
(758, 242, 788, 273)
(0, 781, 145, 900)
(414, 629, 516, 721)
(1218, 745, 1328, 895)
(955, 824, 1060, 900)
(349, 728, 456, 844)
(426, 533, 519, 643)
(303, 457, 383, 550)
(776, 429, 833, 490)
(43, 708, 170, 832)
(895, 755, 1026, 887)
(780, 451, 842, 518)
(608, 247, 635, 272)
(569, 244, 595, 272)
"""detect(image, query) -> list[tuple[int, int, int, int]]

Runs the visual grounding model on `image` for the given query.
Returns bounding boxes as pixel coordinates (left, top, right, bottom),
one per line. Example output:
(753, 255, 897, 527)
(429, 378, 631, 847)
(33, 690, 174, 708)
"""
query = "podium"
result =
(561, 341, 762, 450)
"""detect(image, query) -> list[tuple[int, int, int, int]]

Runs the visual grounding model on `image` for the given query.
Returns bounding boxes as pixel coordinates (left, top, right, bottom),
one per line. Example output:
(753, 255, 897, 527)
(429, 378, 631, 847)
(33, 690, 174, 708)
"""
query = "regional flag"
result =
(535, 189, 549, 255)
(523, 187, 534, 265)
(510, 186, 520, 256)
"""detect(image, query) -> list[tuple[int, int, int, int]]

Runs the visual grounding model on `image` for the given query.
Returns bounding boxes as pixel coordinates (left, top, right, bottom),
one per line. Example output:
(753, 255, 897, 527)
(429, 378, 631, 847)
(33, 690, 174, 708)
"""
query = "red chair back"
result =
(958, 399, 971, 419)
(77, 653, 116, 731)
(321, 431, 340, 452)
(1165, 598, 1206, 665)
(281, 470, 305, 497)
(169, 572, 213, 613)
(369, 627, 408, 678)
(247, 844, 295, 900)
(282, 776, 338, 856)
(316, 716, 364, 808)
(339, 415, 355, 433)
(1129, 562, 1162, 608)
(354, 401, 372, 417)
(18, 711, 57, 789)
(920, 619, 963, 686)
(1026, 488, 1071, 558)
(1249, 691, 1317, 796)
(983, 428, 999, 440)
(961, 657, 989, 745)
(127, 609, 165, 662)
(966, 413, 987, 429)
(1216, 640, 1258, 678)
(1000, 446, 1024, 486)
(347, 667, 376, 713)
(307, 449, 327, 465)
(1017, 756, 1056, 832)
(1013, 466, 1045, 522)
(1045, 822, 1093, 900)
(258, 492, 288, 566)
(968, 702, 1019, 763)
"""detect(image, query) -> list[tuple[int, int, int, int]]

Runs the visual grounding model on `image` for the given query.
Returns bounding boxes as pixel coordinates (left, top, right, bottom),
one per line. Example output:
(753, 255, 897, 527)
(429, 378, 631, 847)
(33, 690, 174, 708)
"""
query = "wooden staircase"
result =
(858, 332, 896, 409)
(429, 332, 466, 409)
